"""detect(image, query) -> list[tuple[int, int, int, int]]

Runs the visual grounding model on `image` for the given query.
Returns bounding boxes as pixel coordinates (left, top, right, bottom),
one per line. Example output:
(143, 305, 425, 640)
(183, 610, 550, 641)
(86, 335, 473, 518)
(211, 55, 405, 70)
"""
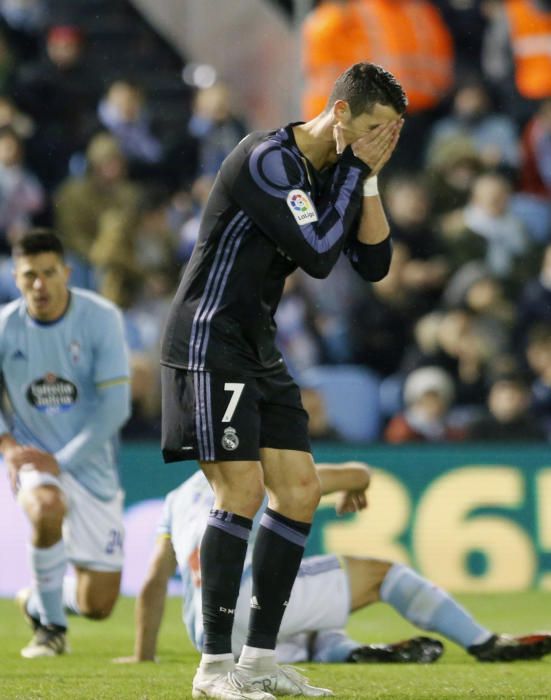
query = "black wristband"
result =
(339, 146, 372, 176)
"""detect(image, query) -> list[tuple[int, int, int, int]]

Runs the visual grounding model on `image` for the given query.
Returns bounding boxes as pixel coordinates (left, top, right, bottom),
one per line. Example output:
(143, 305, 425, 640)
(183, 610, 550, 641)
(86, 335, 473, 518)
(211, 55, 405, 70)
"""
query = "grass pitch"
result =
(1, 593, 550, 699)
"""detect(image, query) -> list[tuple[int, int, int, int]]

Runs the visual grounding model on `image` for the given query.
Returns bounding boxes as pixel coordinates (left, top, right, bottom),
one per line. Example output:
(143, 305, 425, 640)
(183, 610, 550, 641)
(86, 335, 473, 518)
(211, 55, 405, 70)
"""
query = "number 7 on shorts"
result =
(222, 382, 245, 422)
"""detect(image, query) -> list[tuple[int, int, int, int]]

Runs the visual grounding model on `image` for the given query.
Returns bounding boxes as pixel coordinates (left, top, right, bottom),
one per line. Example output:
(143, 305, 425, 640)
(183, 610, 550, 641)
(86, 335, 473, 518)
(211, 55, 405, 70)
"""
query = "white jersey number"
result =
(222, 382, 245, 422)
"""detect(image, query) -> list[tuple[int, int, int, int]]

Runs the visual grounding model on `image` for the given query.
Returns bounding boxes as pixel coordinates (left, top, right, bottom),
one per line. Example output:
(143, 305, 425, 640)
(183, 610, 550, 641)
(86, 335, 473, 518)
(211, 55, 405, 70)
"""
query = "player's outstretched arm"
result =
(113, 536, 177, 663)
(316, 462, 371, 515)
(54, 382, 130, 474)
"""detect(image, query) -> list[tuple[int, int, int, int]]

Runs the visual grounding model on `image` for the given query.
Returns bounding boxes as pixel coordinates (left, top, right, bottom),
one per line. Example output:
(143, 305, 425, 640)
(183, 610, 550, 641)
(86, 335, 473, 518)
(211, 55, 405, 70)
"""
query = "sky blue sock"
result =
(62, 576, 81, 616)
(310, 630, 362, 662)
(26, 540, 68, 628)
(380, 564, 491, 648)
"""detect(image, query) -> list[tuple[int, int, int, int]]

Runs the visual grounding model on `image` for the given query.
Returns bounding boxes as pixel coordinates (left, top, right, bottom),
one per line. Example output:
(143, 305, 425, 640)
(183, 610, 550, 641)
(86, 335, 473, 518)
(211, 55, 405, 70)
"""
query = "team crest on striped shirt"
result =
(287, 189, 318, 225)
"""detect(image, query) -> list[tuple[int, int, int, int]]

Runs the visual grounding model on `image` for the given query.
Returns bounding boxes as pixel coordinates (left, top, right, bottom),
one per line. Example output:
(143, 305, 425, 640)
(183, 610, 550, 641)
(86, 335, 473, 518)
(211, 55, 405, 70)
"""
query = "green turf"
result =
(1, 593, 550, 699)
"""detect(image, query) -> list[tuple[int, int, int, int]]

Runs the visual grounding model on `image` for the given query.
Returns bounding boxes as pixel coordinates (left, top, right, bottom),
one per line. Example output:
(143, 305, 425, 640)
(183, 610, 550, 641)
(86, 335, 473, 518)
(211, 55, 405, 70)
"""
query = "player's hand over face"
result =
(351, 120, 403, 174)
(335, 488, 368, 516)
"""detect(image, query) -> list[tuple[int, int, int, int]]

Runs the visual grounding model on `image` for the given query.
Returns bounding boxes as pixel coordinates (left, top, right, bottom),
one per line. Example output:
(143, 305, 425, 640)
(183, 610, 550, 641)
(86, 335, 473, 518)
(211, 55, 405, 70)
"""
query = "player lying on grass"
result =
(115, 462, 551, 672)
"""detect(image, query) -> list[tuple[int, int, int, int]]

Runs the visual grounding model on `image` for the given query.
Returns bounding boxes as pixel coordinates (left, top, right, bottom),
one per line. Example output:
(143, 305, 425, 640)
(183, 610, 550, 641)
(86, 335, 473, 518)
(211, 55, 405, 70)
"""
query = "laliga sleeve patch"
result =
(286, 189, 318, 226)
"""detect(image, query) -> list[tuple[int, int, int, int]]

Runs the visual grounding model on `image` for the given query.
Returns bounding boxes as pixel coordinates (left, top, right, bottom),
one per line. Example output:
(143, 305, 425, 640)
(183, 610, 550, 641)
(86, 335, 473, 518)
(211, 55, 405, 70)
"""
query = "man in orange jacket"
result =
(302, 0, 454, 120)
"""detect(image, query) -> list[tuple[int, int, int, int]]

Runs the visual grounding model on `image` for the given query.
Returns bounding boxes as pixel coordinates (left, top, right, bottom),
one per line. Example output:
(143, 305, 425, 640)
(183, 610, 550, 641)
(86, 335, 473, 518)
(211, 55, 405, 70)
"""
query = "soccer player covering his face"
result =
(0, 231, 131, 658)
(160, 62, 406, 699)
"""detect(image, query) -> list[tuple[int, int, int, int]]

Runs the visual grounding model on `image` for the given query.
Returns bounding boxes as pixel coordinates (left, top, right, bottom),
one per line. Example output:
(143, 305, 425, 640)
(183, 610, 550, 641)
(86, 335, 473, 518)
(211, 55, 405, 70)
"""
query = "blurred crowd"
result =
(0, 0, 550, 443)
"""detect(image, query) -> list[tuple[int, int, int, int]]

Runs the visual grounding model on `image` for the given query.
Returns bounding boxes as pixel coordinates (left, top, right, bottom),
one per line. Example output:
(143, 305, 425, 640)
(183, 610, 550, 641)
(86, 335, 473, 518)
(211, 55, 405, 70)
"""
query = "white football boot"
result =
(237, 657, 334, 697)
(192, 659, 276, 700)
(20, 625, 68, 658)
(17, 587, 68, 658)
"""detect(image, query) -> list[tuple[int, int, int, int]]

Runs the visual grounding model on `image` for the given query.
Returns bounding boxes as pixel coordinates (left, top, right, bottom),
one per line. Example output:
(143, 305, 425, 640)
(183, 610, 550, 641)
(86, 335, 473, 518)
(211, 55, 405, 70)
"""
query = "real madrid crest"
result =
(221, 426, 239, 451)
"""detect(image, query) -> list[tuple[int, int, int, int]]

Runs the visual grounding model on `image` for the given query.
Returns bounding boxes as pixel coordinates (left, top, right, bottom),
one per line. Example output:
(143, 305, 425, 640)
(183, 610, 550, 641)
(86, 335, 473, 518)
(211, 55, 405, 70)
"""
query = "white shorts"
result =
(18, 468, 124, 572)
(231, 554, 350, 658)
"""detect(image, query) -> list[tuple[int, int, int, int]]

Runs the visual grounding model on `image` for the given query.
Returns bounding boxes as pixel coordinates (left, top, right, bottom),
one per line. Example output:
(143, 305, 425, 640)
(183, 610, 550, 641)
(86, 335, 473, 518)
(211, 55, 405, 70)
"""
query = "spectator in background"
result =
(432, 0, 488, 78)
(0, 94, 33, 139)
(0, 125, 44, 254)
(55, 132, 141, 272)
(383, 177, 449, 311)
(187, 82, 247, 177)
(426, 79, 520, 172)
(503, 0, 551, 105)
(96, 79, 164, 182)
(443, 172, 533, 287)
(89, 186, 178, 308)
(275, 273, 323, 377)
(121, 254, 180, 442)
(468, 372, 546, 441)
(176, 174, 214, 263)
(302, 0, 454, 168)
(0, 29, 14, 92)
(14, 24, 98, 188)
(401, 307, 490, 410)
(525, 323, 551, 439)
(515, 244, 551, 354)
(425, 136, 483, 217)
(297, 255, 366, 365)
(385, 365, 465, 443)
(513, 98, 551, 243)
(519, 98, 551, 199)
(132, 187, 178, 276)
(87, 187, 178, 439)
(443, 262, 514, 355)
(350, 244, 418, 376)
(0, 0, 45, 60)
(481, 0, 522, 120)
(482, 0, 551, 123)
(300, 387, 343, 442)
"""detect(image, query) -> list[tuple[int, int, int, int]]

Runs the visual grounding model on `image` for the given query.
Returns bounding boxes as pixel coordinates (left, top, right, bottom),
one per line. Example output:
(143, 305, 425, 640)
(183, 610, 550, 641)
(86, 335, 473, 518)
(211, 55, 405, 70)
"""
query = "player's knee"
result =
(276, 472, 321, 519)
(247, 484, 267, 515)
(25, 488, 66, 530)
(301, 473, 322, 514)
(217, 480, 265, 518)
(80, 598, 117, 620)
(82, 607, 110, 620)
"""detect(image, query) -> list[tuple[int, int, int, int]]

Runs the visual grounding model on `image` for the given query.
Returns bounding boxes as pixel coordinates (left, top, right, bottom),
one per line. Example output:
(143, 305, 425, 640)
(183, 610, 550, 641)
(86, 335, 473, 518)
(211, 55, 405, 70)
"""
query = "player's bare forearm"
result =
(134, 537, 177, 661)
(134, 577, 168, 661)
(316, 462, 371, 495)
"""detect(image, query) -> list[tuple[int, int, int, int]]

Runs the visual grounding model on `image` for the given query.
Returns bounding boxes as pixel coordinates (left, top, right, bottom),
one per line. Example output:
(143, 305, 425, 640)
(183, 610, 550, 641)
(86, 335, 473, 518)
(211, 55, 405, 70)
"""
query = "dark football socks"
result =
(245, 508, 311, 649)
(200, 509, 252, 655)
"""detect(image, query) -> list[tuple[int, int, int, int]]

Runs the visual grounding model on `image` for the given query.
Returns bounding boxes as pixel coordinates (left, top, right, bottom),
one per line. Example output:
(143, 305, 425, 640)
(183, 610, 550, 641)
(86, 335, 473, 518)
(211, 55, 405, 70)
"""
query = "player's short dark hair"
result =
(12, 229, 65, 259)
(325, 62, 408, 117)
